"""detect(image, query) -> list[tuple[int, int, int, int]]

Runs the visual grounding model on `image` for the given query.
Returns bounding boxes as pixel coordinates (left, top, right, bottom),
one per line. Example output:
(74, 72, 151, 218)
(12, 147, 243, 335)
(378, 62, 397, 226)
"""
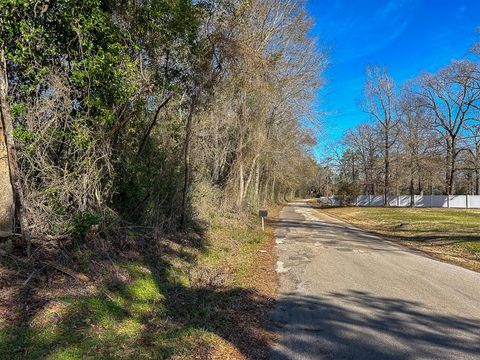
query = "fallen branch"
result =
(22, 265, 47, 287)
(41, 260, 90, 283)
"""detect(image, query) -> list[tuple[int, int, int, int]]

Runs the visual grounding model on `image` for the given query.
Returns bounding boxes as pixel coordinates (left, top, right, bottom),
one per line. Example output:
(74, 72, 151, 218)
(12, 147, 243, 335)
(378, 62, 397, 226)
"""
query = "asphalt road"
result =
(270, 201, 480, 360)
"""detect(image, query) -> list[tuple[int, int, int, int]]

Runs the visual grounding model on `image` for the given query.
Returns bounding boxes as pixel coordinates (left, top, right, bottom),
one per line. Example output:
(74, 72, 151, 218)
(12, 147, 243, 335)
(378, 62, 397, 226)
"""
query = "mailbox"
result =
(259, 210, 268, 218)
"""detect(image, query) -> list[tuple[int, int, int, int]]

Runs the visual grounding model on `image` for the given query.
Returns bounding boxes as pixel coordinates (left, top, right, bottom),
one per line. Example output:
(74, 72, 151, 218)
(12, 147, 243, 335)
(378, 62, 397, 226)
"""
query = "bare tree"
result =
(415, 60, 480, 194)
(362, 66, 398, 204)
(398, 90, 440, 202)
(344, 124, 380, 195)
(471, 26, 480, 57)
(462, 123, 480, 194)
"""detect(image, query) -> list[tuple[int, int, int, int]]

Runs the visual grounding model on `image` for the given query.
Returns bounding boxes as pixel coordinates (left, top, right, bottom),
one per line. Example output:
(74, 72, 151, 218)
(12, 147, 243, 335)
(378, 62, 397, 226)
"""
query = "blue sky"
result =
(307, 0, 480, 160)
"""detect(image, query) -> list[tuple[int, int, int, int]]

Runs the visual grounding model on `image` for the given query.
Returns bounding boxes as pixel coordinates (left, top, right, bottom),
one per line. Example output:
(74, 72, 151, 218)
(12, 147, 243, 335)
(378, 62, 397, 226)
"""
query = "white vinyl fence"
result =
(319, 195, 480, 209)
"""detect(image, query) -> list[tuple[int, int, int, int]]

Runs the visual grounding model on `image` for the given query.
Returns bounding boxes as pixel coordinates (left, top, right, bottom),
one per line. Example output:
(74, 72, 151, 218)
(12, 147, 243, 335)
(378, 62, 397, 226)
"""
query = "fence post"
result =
(466, 194, 469, 209)
(369, 194, 372, 207)
(397, 195, 400, 207)
(447, 195, 450, 208)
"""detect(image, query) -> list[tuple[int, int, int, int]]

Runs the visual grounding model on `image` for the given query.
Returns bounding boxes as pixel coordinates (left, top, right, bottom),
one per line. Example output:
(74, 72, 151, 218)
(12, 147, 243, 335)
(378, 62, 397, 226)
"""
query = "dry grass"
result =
(317, 206, 480, 272)
(202, 205, 282, 360)
(0, 205, 282, 359)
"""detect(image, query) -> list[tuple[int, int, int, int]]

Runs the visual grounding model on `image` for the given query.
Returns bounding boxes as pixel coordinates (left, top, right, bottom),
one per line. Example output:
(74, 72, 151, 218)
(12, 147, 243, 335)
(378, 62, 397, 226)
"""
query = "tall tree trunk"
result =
(271, 175, 276, 203)
(254, 160, 260, 207)
(351, 157, 356, 182)
(236, 91, 246, 209)
(445, 140, 452, 195)
(448, 140, 456, 195)
(0, 96, 14, 237)
(466, 172, 472, 195)
(181, 93, 197, 229)
(238, 160, 244, 208)
(0, 47, 31, 254)
(476, 148, 480, 195)
(262, 177, 268, 207)
(237, 135, 244, 209)
(475, 168, 479, 195)
(137, 94, 173, 156)
(363, 164, 370, 195)
(384, 129, 390, 206)
(410, 177, 414, 208)
(212, 113, 220, 183)
(242, 153, 259, 202)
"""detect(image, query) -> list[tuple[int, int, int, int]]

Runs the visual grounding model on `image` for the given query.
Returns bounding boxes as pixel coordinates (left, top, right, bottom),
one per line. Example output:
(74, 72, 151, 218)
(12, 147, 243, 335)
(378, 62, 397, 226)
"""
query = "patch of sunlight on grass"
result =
(325, 207, 480, 234)
(322, 207, 480, 271)
(105, 290, 128, 309)
(31, 323, 59, 345)
(200, 242, 229, 266)
(129, 277, 161, 301)
(124, 262, 163, 302)
(457, 241, 480, 254)
(2, 211, 272, 359)
(46, 345, 83, 360)
(0, 257, 218, 359)
(115, 319, 142, 337)
(123, 262, 153, 278)
(129, 302, 152, 317)
(164, 267, 190, 288)
(78, 297, 125, 328)
(247, 233, 265, 244)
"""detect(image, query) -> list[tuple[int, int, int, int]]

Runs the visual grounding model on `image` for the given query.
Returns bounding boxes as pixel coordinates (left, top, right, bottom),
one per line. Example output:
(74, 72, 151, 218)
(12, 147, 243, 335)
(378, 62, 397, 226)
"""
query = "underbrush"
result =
(0, 208, 279, 359)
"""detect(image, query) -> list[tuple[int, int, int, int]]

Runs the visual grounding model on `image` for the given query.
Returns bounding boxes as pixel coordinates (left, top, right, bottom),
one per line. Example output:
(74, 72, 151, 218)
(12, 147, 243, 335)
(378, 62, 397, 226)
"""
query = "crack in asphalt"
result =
(270, 201, 480, 360)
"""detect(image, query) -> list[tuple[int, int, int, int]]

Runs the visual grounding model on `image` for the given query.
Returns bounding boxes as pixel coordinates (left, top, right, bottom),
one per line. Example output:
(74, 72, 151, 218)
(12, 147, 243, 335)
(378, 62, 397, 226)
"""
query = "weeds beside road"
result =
(0, 206, 282, 360)
(316, 206, 480, 272)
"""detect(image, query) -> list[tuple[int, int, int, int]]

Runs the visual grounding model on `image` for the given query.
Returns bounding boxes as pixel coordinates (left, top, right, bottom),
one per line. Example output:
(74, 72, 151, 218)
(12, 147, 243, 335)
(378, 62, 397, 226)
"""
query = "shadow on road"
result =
(272, 218, 408, 253)
(271, 289, 480, 359)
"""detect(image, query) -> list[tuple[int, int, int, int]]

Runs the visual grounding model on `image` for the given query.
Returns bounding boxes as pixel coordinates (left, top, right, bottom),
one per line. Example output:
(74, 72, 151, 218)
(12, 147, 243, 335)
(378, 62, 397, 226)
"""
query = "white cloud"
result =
(342, 19, 411, 60)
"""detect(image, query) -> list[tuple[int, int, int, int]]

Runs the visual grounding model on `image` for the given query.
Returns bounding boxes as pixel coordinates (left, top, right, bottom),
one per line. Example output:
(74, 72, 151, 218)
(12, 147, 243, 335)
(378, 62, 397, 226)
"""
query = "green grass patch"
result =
(320, 206, 480, 270)
(322, 207, 480, 236)
(1, 213, 272, 359)
(456, 241, 480, 254)
(1, 261, 204, 359)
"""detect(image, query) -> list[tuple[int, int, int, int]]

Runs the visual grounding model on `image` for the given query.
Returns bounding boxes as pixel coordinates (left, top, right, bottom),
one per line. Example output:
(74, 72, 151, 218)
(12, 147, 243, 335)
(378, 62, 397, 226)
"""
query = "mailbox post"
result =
(259, 209, 268, 231)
